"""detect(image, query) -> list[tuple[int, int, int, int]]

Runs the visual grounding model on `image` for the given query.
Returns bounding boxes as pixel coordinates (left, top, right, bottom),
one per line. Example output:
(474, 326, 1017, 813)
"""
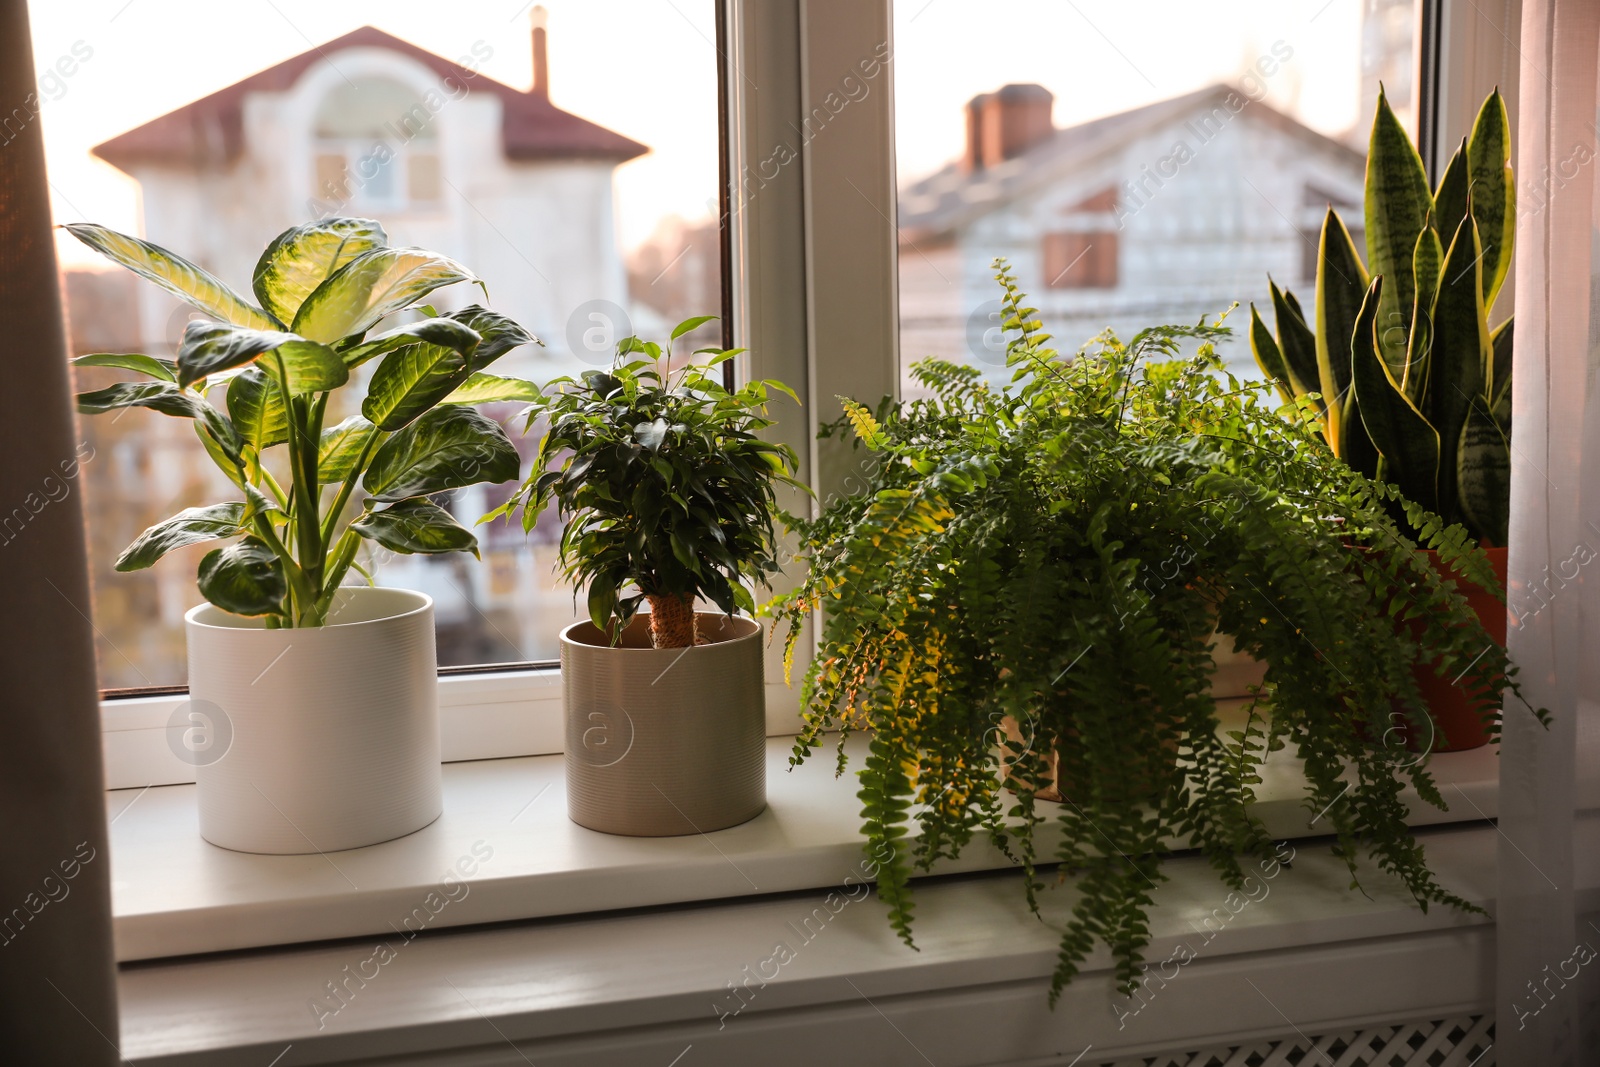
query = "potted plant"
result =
(69, 217, 535, 853)
(1250, 88, 1514, 749)
(492, 319, 801, 836)
(770, 262, 1546, 1000)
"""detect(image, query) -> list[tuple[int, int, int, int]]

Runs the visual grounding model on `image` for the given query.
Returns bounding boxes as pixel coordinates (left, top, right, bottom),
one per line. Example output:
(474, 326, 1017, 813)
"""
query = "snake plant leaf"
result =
(252, 217, 388, 326)
(1248, 304, 1296, 404)
(76, 381, 244, 463)
(352, 498, 479, 557)
(1427, 216, 1491, 522)
(72, 353, 177, 382)
(196, 536, 286, 617)
(1315, 208, 1371, 447)
(1269, 280, 1323, 419)
(449, 305, 538, 370)
(116, 502, 246, 571)
(317, 415, 379, 483)
(441, 372, 542, 405)
(362, 406, 520, 502)
(1365, 86, 1433, 374)
(1457, 402, 1511, 546)
(64, 223, 279, 330)
(1403, 222, 1444, 403)
(226, 367, 289, 450)
(290, 247, 479, 344)
(1490, 317, 1514, 427)
(339, 317, 482, 370)
(1432, 143, 1470, 264)
(1467, 89, 1515, 308)
(361, 343, 474, 431)
(1353, 276, 1441, 511)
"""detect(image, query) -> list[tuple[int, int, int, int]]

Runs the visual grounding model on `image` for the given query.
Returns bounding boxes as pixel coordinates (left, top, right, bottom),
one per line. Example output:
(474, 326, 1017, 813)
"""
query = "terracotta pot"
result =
(560, 612, 766, 836)
(999, 715, 1178, 806)
(1403, 546, 1508, 752)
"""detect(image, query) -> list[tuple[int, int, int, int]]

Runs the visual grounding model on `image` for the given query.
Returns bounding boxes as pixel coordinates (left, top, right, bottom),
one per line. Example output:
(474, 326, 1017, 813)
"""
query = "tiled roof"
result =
(92, 25, 648, 172)
(898, 84, 1364, 241)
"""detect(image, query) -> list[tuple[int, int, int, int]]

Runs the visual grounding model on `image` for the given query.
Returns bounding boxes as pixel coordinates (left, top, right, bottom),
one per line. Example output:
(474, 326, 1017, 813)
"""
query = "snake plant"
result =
(1250, 88, 1514, 545)
(69, 217, 540, 627)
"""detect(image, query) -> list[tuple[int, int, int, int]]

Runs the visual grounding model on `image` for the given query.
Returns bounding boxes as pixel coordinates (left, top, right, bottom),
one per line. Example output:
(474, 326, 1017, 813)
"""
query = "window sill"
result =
(108, 700, 1513, 964)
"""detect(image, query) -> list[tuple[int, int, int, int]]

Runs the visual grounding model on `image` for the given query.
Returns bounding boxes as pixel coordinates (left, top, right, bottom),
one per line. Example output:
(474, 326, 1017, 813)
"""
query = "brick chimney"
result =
(531, 6, 549, 98)
(964, 84, 1054, 171)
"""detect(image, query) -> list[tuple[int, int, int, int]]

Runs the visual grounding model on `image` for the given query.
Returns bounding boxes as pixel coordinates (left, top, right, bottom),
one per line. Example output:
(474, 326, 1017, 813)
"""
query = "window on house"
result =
(313, 77, 438, 211)
(1042, 230, 1120, 289)
(895, 0, 1404, 390)
(44, 3, 724, 690)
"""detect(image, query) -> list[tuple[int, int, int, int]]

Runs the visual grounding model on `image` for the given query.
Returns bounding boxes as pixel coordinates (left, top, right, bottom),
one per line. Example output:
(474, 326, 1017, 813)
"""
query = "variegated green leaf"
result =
(1490, 316, 1514, 421)
(252, 217, 388, 326)
(339, 316, 481, 370)
(1248, 305, 1296, 404)
(1269, 280, 1323, 418)
(290, 247, 479, 344)
(72, 353, 177, 382)
(362, 406, 520, 503)
(441, 372, 543, 405)
(1457, 401, 1510, 546)
(1431, 144, 1469, 263)
(361, 343, 472, 431)
(449, 305, 538, 370)
(1427, 216, 1491, 524)
(1353, 276, 1440, 511)
(318, 415, 378, 483)
(1364, 87, 1433, 374)
(1467, 89, 1515, 308)
(1404, 222, 1443, 403)
(197, 536, 286, 617)
(352, 498, 479, 557)
(258, 338, 349, 395)
(64, 223, 277, 330)
(1314, 207, 1370, 447)
(226, 367, 288, 450)
(116, 503, 246, 571)
(77, 381, 243, 463)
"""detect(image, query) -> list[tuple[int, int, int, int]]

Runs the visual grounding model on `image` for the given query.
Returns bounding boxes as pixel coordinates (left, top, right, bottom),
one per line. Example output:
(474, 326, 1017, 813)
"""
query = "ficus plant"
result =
(69, 217, 541, 628)
(490, 317, 802, 650)
(771, 261, 1546, 1000)
(1250, 88, 1514, 545)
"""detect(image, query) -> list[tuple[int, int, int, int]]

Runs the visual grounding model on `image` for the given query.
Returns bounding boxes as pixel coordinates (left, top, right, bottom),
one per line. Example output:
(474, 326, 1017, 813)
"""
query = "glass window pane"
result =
(895, 0, 1410, 390)
(38, 1, 724, 688)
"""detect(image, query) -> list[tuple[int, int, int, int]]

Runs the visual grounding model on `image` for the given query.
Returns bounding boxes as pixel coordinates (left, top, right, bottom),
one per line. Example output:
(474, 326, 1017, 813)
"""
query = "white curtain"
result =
(1500, 1, 1600, 1062)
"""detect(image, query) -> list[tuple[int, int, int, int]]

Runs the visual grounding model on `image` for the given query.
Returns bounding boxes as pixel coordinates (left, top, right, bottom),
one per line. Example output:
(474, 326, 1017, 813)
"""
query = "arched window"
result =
(312, 76, 441, 211)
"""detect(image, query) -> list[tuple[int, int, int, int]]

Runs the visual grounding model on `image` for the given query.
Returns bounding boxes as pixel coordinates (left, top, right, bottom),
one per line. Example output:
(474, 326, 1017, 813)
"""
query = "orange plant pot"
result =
(1405, 546, 1508, 753)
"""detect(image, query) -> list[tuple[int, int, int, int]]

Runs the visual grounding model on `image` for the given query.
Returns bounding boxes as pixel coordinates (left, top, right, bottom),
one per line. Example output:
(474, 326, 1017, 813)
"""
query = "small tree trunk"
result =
(646, 593, 697, 649)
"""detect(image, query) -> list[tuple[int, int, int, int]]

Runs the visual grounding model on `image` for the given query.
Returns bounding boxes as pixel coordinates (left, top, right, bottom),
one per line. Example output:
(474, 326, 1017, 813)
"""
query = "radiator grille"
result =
(1098, 1014, 1493, 1067)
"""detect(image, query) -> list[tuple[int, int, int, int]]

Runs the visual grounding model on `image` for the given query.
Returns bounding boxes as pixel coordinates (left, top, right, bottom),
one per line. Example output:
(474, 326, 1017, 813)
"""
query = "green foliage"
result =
(70, 218, 538, 627)
(771, 261, 1546, 1001)
(1251, 88, 1515, 544)
(492, 321, 802, 648)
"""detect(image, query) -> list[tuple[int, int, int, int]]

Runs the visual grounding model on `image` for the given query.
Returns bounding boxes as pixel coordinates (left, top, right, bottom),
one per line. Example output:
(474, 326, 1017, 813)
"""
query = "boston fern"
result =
(69, 218, 538, 627)
(491, 317, 801, 649)
(770, 262, 1544, 1000)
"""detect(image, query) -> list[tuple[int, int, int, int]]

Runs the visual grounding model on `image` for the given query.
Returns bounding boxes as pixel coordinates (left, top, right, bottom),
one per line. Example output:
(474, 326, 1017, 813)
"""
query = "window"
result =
(894, 0, 1404, 388)
(41, 2, 726, 689)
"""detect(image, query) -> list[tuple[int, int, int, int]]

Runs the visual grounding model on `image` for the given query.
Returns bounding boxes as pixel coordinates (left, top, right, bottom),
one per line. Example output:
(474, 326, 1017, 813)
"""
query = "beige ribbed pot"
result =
(560, 612, 766, 836)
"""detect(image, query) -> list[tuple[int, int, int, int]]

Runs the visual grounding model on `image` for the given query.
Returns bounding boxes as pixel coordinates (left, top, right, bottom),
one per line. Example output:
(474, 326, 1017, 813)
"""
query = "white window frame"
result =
(99, 0, 1519, 792)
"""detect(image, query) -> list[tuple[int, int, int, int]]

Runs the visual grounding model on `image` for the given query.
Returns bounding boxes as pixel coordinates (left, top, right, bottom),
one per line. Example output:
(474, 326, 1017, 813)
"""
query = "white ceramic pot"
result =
(560, 612, 766, 836)
(185, 587, 442, 854)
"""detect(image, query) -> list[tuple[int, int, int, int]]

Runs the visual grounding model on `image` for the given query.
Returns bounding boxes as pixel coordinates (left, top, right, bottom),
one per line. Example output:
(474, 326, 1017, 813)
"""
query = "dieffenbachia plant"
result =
(69, 218, 541, 627)
(1250, 88, 1514, 544)
(490, 317, 801, 649)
